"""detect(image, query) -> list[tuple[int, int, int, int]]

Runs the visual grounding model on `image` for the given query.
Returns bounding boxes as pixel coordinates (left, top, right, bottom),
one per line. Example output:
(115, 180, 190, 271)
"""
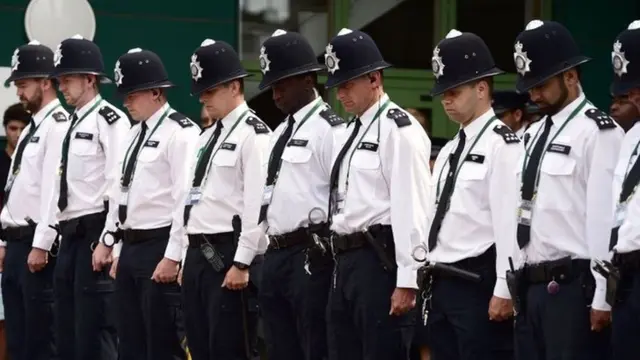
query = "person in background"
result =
(0, 104, 30, 203)
(492, 90, 532, 138)
(429, 137, 449, 172)
(406, 108, 431, 135)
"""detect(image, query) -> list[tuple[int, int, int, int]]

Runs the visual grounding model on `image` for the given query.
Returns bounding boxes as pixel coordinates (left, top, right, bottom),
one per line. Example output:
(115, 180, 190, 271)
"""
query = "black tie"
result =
(428, 129, 466, 251)
(516, 116, 554, 249)
(327, 118, 362, 221)
(610, 145, 640, 250)
(258, 116, 295, 224)
(4, 119, 36, 205)
(57, 113, 79, 211)
(118, 122, 148, 224)
(184, 121, 223, 226)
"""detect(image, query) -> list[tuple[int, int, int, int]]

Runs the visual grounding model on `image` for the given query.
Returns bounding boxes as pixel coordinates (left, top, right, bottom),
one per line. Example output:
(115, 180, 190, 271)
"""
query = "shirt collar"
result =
(291, 95, 322, 124)
(33, 98, 61, 126)
(460, 108, 496, 140)
(550, 92, 587, 126)
(74, 94, 102, 121)
(359, 93, 390, 127)
(220, 102, 250, 129)
(145, 102, 171, 130)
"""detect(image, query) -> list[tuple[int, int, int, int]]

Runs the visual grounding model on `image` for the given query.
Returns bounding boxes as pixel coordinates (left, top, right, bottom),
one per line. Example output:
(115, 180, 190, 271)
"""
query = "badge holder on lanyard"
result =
(434, 116, 497, 201)
(335, 98, 390, 214)
(186, 109, 250, 206)
(119, 108, 170, 207)
(517, 98, 588, 226)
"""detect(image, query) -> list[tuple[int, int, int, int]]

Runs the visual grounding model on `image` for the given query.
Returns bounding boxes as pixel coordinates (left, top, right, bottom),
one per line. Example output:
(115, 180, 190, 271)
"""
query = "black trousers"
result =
(54, 212, 117, 360)
(611, 269, 640, 360)
(426, 248, 513, 360)
(115, 228, 186, 360)
(1, 232, 56, 360)
(259, 242, 332, 360)
(181, 235, 259, 360)
(327, 244, 414, 360)
(515, 270, 612, 360)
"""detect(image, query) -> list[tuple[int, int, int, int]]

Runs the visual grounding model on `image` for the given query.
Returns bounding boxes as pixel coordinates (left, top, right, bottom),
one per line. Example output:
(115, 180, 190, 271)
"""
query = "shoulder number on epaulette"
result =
(319, 108, 344, 126)
(585, 108, 617, 130)
(386, 108, 412, 127)
(168, 112, 194, 128)
(98, 105, 121, 125)
(493, 124, 520, 144)
(246, 116, 269, 134)
(52, 112, 67, 122)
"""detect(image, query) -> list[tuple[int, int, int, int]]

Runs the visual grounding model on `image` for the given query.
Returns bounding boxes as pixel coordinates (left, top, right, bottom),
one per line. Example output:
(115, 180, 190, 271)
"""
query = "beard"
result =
(21, 88, 44, 114)
(537, 81, 569, 117)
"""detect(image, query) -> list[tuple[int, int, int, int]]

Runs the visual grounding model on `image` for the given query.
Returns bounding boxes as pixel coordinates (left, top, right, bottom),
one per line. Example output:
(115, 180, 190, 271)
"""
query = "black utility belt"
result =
(188, 232, 234, 248)
(122, 226, 171, 244)
(2, 224, 35, 242)
(268, 227, 314, 250)
(330, 224, 392, 255)
(612, 250, 640, 272)
(522, 257, 590, 284)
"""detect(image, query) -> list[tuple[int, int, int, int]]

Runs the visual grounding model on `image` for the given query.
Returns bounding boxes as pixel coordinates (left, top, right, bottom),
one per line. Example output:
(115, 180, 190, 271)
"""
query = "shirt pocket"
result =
(281, 146, 312, 165)
(538, 153, 576, 211)
(68, 135, 100, 179)
(137, 143, 162, 163)
(351, 149, 381, 170)
(457, 162, 488, 186)
(211, 149, 240, 197)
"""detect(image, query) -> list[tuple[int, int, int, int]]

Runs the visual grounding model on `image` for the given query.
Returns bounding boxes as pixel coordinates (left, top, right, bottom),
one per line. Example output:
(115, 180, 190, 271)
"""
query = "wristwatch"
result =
(233, 261, 250, 270)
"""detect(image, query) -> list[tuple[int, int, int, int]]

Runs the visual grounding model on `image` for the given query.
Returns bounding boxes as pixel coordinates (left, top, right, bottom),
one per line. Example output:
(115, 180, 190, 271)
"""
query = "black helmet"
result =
(513, 20, 590, 93)
(49, 35, 111, 83)
(114, 48, 175, 95)
(324, 28, 390, 89)
(5, 40, 54, 85)
(492, 90, 530, 116)
(258, 29, 324, 90)
(610, 20, 640, 96)
(430, 29, 503, 96)
(190, 39, 249, 96)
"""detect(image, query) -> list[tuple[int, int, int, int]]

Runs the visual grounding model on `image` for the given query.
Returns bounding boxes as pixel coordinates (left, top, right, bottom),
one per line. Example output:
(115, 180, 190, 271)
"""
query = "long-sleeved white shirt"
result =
(184, 102, 271, 265)
(331, 93, 432, 289)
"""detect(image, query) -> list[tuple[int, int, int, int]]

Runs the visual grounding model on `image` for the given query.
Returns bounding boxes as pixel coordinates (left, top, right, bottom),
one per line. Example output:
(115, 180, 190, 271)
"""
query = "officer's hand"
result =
(151, 257, 179, 283)
(92, 242, 112, 272)
(488, 296, 513, 321)
(27, 247, 48, 273)
(590, 309, 611, 332)
(109, 257, 119, 279)
(0, 246, 6, 272)
(389, 287, 416, 315)
(221, 265, 249, 291)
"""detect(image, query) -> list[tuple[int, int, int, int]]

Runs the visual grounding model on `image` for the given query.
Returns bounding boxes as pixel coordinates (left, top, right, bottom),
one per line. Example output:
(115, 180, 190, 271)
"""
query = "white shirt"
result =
(32, 95, 130, 251)
(263, 96, 346, 235)
(331, 94, 432, 289)
(516, 126, 526, 139)
(611, 121, 640, 254)
(429, 109, 522, 299)
(516, 93, 624, 311)
(0, 99, 68, 245)
(106, 103, 199, 261)
(185, 102, 271, 265)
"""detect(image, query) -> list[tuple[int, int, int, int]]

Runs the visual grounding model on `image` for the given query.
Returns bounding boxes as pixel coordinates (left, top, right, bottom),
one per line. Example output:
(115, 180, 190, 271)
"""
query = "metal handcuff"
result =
(304, 207, 329, 275)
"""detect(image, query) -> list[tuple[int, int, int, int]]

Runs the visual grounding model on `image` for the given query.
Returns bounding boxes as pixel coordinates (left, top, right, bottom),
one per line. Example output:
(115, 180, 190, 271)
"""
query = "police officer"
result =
(0, 40, 68, 360)
(493, 90, 533, 138)
(181, 38, 270, 360)
(512, 20, 623, 360)
(608, 19, 640, 360)
(422, 29, 520, 360)
(610, 21, 640, 134)
(37, 34, 128, 360)
(257, 29, 344, 360)
(324, 28, 431, 359)
(105, 48, 199, 360)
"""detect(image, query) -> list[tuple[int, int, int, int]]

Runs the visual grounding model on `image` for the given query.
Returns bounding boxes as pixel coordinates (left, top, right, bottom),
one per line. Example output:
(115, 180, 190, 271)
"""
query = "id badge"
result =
(517, 199, 534, 226)
(187, 187, 202, 205)
(119, 186, 130, 206)
(262, 185, 274, 206)
(615, 202, 627, 227)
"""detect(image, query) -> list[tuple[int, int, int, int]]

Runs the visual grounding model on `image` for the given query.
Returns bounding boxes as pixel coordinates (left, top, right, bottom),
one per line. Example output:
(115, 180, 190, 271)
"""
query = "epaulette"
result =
(98, 105, 121, 125)
(386, 108, 412, 127)
(584, 108, 617, 130)
(168, 112, 194, 128)
(319, 108, 345, 126)
(52, 112, 67, 122)
(245, 116, 269, 134)
(493, 124, 520, 144)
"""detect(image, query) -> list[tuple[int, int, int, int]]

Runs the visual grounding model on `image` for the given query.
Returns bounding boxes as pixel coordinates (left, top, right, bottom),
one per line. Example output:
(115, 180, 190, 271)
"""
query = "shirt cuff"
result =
(234, 245, 256, 266)
(493, 277, 512, 299)
(0, 240, 6, 247)
(591, 285, 611, 311)
(164, 238, 184, 262)
(396, 266, 418, 289)
(113, 242, 122, 258)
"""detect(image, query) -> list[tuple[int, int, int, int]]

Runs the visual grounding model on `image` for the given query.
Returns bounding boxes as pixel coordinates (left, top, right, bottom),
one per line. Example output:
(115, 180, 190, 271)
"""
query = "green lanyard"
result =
(435, 116, 497, 199)
(13, 104, 61, 175)
(68, 98, 104, 135)
(344, 98, 391, 188)
(195, 109, 250, 187)
(519, 98, 588, 191)
(121, 108, 170, 176)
